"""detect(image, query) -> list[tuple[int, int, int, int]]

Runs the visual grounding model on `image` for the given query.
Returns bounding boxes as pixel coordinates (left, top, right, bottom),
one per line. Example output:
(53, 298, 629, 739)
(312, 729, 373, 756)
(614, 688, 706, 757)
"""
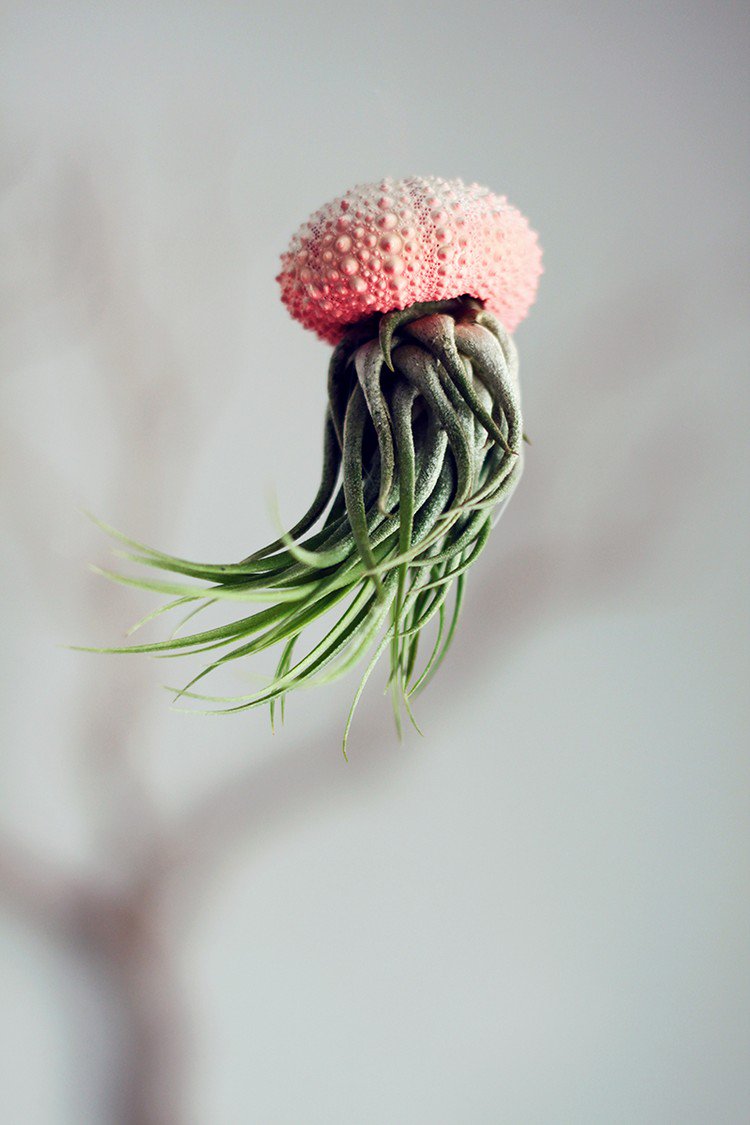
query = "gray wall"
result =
(1, 3, 748, 1122)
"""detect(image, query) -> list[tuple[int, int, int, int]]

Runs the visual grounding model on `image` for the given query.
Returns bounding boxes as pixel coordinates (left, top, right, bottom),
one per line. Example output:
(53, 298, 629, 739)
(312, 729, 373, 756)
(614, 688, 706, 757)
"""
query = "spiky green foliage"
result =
(80, 298, 523, 755)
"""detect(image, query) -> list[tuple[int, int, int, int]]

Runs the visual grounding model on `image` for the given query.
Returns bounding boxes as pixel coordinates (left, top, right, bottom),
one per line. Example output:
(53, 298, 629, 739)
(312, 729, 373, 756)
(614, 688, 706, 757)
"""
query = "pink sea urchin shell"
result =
(277, 175, 543, 344)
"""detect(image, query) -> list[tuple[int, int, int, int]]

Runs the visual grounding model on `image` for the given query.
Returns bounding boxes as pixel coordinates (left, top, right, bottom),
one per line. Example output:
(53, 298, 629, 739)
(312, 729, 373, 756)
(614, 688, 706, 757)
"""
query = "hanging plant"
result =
(83, 176, 542, 753)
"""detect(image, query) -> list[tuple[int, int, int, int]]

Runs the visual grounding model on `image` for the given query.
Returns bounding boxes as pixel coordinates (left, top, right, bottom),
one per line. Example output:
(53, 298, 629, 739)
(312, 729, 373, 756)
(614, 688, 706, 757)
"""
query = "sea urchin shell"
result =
(278, 175, 542, 344)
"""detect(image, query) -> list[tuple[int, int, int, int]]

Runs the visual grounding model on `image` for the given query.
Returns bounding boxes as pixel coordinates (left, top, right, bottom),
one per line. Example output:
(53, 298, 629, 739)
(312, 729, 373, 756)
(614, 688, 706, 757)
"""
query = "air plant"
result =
(84, 176, 542, 752)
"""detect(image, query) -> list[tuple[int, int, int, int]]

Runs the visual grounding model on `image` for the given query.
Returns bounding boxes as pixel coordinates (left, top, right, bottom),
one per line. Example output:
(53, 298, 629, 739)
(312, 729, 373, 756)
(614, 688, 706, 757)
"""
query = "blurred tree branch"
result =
(0, 151, 732, 1124)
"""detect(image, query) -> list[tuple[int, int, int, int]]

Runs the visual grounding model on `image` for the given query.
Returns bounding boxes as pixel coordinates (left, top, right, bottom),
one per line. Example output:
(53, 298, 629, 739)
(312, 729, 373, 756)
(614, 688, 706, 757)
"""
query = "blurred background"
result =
(1, 2, 748, 1122)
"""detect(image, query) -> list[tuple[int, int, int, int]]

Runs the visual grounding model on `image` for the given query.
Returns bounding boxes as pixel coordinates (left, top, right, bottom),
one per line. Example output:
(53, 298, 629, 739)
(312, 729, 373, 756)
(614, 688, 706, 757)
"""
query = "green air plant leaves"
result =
(81, 298, 523, 754)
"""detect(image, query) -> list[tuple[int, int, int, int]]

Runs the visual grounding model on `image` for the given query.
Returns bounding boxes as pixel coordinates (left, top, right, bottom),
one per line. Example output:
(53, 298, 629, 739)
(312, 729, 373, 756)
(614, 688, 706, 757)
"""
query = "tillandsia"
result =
(82, 176, 542, 753)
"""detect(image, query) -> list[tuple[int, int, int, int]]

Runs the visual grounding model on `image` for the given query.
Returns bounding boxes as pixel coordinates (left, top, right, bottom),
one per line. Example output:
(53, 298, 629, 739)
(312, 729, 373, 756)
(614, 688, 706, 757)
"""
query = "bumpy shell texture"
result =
(278, 175, 542, 344)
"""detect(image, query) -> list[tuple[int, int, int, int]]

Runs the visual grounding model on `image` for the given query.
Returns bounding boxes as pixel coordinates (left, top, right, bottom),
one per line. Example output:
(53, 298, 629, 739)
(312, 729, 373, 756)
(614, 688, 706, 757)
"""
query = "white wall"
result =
(1, 3, 748, 1122)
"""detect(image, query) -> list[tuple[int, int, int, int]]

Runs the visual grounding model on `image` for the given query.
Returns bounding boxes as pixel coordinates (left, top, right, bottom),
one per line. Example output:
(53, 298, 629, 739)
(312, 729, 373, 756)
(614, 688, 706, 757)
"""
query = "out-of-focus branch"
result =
(0, 835, 113, 937)
(0, 152, 205, 1125)
(3, 149, 729, 1125)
